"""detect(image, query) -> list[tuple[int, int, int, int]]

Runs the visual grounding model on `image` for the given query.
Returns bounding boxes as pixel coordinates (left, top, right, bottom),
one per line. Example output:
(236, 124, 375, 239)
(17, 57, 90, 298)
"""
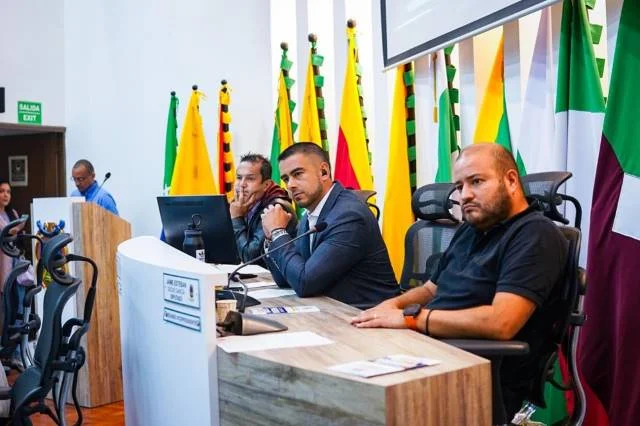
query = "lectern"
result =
(31, 198, 131, 407)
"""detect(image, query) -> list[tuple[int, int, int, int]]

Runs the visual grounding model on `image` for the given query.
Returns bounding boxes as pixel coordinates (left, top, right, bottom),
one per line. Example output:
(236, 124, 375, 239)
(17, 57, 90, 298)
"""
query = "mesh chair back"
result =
(521, 172, 572, 225)
(0, 260, 31, 353)
(12, 279, 80, 410)
(411, 182, 459, 221)
(400, 183, 460, 290)
(0, 215, 29, 258)
(11, 234, 81, 412)
(528, 225, 581, 407)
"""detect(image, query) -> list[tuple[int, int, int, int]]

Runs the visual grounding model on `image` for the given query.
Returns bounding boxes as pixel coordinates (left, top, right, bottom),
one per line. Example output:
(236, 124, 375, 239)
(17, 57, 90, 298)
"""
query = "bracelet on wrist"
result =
(425, 309, 436, 336)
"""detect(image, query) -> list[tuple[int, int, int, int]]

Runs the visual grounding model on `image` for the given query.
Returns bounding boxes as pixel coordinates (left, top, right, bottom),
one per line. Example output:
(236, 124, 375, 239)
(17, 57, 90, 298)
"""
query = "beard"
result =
(294, 182, 324, 209)
(462, 183, 512, 231)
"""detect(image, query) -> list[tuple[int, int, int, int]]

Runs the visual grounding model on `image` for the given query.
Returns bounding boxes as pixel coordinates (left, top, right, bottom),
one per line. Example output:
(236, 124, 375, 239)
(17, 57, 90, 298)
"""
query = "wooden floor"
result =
(7, 370, 125, 425)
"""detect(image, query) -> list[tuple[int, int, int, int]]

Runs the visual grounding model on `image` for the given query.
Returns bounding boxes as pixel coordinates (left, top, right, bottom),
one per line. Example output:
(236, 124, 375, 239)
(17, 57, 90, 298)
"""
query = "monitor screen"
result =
(381, 0, 560, 68)
(157, 195, 240, 264)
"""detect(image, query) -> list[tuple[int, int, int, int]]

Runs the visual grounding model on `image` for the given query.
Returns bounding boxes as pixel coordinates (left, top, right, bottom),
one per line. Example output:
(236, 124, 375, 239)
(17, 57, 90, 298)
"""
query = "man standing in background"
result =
(70, 159, 119, 215)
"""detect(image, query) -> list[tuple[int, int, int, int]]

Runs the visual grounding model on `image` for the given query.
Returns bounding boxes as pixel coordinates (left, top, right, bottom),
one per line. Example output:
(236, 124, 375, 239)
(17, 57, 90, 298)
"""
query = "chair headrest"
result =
(41, 233, 75, 285)
(0, 214, 29, 258)
(350, 189, 377, 204)
(412, 183, 460, 222)
(521, 172, 572, 224)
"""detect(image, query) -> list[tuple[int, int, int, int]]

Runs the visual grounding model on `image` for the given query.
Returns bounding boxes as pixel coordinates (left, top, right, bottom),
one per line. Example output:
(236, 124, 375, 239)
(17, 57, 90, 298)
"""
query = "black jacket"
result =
(231, 182, 297, 265)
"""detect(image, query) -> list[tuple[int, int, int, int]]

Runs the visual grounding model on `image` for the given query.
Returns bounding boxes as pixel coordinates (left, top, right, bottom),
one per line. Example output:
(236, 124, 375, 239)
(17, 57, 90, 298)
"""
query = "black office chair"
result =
(0, 215, 42, 371)
(350, 189, 381, 221)
(521, 171, 582, 228)
(0, 232, 98, 426)
(398, 183, 460, 291)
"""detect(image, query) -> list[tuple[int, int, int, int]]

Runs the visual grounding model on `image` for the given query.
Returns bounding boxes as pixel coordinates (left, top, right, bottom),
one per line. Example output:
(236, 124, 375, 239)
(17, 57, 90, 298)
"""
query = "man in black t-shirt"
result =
(351, 143, 568, 419)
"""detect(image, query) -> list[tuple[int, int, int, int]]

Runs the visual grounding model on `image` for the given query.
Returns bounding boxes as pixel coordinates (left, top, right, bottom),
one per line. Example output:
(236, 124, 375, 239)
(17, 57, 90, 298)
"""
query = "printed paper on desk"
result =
(249, 288, 296, 299)
(217, 331, 334, 353)
(247, 305, 320, 315)
(214, 264, 270, 274)
(328, 361, 404, 378)
(375, 354, 441, 368)
(328, 354, 441, 378)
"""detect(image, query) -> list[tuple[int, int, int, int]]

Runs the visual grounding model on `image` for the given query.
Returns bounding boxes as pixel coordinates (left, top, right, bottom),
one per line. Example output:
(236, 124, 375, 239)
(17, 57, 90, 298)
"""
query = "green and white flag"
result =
(518, 9, 565, 174)
(555, 0, 605, 264)
(415, 50, 458, 185)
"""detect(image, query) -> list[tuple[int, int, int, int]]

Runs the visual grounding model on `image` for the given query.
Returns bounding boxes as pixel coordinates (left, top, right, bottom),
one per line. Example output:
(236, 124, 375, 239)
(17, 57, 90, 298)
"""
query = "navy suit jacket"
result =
(265, 182, 399, 306)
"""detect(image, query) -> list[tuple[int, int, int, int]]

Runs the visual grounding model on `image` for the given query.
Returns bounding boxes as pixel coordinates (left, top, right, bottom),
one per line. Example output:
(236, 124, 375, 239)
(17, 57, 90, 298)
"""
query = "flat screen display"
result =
(382, 0, 560, 68)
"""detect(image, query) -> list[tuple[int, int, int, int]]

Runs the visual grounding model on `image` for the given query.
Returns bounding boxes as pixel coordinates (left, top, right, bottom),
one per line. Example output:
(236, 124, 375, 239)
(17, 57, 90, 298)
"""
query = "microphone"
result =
(90, 172, 111, 201)
(225, 221, 328, 313)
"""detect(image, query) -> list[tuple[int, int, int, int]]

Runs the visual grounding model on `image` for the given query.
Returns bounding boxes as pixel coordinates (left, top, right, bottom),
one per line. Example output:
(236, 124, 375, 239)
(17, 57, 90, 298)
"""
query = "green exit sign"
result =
(18, 101, 42, 125)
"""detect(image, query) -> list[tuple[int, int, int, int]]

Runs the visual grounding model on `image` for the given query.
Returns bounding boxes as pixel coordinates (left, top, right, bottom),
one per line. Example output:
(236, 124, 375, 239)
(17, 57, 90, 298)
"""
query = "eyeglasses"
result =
(70, 176, 90, 183)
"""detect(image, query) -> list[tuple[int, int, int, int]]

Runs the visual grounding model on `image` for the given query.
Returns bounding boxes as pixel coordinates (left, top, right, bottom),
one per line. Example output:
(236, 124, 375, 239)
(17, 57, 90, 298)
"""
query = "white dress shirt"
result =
(305, 184, 335, 251)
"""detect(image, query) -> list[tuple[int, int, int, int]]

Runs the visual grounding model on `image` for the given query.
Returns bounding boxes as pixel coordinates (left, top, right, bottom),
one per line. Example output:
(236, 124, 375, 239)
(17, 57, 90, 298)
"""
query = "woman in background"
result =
(0, 179, 21, 292)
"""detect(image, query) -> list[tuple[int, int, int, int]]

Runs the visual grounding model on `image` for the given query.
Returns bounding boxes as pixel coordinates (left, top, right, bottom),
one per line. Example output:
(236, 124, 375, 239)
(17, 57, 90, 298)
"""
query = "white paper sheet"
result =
(328, 354, 441, 378)
(217, 331, 334, 353)
(247, 305, 320, 315)
(249, 288, 297, 299)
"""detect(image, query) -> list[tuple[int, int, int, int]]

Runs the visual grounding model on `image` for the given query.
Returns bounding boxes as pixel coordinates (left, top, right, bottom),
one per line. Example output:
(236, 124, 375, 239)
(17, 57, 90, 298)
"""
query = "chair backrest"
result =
(11, 233, 81, 410)
(527, 225, 581, 408)
(521, 171, 583, 228)
(0, 260, 31, 353)
(399, 183, 460, 290)
(350, 189, 381, 220)
(0, 214, 29, 258)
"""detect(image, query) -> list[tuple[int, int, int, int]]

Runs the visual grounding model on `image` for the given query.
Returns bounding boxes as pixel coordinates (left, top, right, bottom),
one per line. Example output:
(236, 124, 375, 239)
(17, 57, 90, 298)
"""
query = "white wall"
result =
(64, 0, 273, 237)
(0, 0, 65, 125)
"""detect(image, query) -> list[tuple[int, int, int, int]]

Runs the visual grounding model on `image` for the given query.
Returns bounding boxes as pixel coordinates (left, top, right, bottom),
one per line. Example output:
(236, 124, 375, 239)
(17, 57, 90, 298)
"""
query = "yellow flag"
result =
(335, 22, 374, 191)
(382, 66, 414, 281)
(170, 89, 218, 195)
(299, 55, 322, 146)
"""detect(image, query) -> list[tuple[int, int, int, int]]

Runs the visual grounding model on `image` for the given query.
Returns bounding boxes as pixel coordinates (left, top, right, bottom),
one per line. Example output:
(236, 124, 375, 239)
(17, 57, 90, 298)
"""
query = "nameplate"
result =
(163, 307, 201, 332)
(163, 273, 200, 309)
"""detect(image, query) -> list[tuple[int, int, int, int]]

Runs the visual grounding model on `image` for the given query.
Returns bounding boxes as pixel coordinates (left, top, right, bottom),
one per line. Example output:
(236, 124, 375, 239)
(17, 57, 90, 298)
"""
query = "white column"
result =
(295, 0, 310, 126)
(503, 20, 522, 150)
(458, 38, 476, 148)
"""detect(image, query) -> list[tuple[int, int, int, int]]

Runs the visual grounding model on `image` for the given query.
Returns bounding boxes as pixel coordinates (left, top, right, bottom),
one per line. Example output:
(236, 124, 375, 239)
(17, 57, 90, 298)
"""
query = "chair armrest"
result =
(441, 339, 530, 356)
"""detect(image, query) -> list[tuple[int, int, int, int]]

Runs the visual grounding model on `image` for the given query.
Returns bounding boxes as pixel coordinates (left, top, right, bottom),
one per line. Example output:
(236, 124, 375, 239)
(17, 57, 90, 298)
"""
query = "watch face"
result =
(403, 303, 422, 317)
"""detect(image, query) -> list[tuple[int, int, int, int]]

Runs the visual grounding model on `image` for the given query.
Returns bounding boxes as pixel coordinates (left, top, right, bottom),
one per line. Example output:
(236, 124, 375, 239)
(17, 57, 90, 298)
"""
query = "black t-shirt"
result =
(428, 206, 568, 404)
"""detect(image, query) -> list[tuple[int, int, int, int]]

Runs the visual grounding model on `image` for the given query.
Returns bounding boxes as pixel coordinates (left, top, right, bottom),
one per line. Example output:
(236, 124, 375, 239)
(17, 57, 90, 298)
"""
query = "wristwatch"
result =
(403, 304, 422, 331)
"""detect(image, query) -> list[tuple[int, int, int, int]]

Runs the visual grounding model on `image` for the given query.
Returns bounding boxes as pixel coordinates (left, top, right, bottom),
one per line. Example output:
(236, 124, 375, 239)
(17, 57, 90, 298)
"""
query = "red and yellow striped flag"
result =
(334, 20, 373, 191)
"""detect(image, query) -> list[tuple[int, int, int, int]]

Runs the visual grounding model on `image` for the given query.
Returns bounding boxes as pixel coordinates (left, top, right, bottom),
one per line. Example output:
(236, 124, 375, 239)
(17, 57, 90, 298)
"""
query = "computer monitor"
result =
(157, 195, 240, 264)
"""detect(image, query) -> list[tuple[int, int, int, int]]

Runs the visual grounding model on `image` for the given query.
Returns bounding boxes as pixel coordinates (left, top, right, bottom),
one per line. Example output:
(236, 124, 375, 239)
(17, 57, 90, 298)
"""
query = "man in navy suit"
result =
(261, 142, 399, 306)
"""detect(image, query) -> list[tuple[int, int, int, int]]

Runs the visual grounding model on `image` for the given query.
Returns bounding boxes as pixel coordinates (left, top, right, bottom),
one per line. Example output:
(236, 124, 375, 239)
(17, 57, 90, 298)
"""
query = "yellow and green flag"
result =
(170, 86, 217, 195)
(382, 63, 416, 281)
(269, 43, 297, 183)
(474, 34, 525, 174)
(299, 34, 329, 152)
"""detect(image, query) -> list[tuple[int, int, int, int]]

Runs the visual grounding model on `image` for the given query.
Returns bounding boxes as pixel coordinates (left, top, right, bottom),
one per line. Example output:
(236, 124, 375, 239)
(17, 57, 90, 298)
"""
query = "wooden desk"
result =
(217, 295, 491, 425)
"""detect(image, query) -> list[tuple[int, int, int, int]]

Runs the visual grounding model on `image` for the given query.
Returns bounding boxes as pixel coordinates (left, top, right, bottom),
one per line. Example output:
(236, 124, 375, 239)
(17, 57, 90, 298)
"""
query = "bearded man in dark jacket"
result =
(230, 153, 297, 265)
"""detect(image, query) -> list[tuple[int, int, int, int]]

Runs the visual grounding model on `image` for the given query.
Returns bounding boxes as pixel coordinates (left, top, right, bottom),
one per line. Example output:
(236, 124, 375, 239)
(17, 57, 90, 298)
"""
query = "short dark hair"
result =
(278, 142, 331, 170)
(73, 159, 95, 174)
(239, 153, 271, 181)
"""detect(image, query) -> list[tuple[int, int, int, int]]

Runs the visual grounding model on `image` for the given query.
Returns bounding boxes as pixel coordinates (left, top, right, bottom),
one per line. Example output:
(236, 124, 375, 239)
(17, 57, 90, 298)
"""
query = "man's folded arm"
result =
(268, 213, 367, 297)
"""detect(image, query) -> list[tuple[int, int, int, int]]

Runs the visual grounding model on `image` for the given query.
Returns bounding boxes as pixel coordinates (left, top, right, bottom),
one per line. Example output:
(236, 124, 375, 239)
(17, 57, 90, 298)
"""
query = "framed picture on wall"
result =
(8, 155, 28, 187)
